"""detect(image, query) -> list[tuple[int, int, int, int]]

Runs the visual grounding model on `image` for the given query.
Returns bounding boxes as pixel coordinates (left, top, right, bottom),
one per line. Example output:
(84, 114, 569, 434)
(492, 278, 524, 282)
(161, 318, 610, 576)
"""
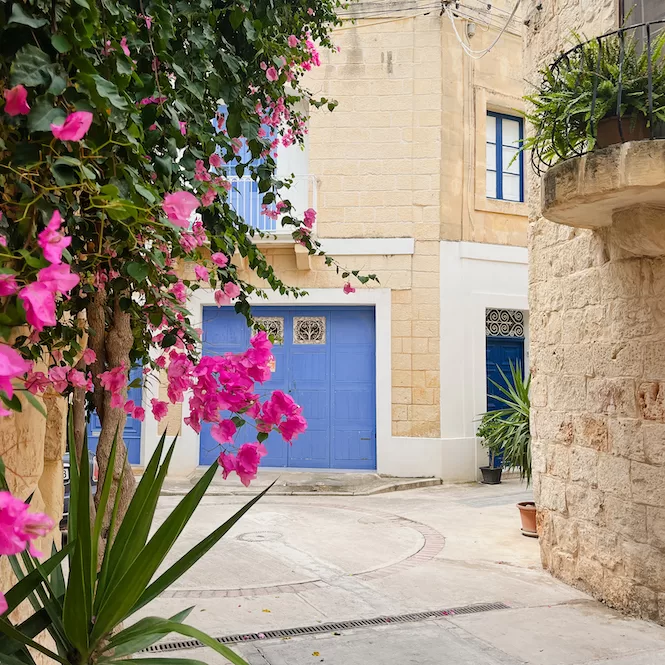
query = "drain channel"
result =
(142, 602, 511, 653)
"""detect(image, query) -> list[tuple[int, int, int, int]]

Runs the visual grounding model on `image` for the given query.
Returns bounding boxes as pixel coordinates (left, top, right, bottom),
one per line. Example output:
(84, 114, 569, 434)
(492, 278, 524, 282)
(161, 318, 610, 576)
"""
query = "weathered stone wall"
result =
(0, 390, 65, 661)
(525, 0, 665, 623)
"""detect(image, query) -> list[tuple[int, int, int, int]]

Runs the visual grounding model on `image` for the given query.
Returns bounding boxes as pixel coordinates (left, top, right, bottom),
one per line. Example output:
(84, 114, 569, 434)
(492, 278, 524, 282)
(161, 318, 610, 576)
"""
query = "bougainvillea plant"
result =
(0, 0, 378, 532)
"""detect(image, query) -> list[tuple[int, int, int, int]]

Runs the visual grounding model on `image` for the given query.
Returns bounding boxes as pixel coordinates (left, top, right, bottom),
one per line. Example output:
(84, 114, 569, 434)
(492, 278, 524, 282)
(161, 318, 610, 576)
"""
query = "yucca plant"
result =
(0, 418, 267, 665)
(478, 362, 531, 485)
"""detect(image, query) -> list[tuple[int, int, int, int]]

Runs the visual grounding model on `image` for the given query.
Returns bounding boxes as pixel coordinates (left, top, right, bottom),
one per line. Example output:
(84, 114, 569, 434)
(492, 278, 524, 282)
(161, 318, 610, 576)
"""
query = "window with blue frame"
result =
(486, 112, 524, 203)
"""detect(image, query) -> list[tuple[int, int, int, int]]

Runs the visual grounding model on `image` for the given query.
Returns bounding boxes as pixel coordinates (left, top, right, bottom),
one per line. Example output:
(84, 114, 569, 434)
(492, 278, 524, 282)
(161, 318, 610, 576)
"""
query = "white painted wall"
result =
(379, 241, 528, 482)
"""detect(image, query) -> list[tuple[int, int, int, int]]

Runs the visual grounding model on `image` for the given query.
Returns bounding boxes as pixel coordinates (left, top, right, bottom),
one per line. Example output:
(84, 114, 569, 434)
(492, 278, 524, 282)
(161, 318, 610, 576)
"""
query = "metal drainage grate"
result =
(142, 602, 510, 653)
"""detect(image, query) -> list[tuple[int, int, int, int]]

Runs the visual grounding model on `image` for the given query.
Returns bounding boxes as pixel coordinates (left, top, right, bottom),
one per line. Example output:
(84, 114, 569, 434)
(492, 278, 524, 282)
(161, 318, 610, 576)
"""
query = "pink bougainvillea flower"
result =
(211, 419, 237, 444)
(83, 348, 96, 365)
(0, 491, 53, 557)
(51, 111, 94, 142)
(0, 236, 6, 247)
(179, 121, 187, 135)
(209, 153, 223, 168)
(303, 208, 316, 229)
(214, 290, 230, 307)
(38, 210, 71, 264)
(218, 451, 236, 480)
(287, 35, 299, 47)
(224, 282, 240, 299)
(19, 283, 56, 332)
(0, 592, 7, 614)
(0, 345, 32, 398)
(151, 398, 169, 421)
(3, 85, 30, 116)
(307, 7, 315, 15)
(343, 282, 356, 295)
(194, 265, 209, 282)
(48, 367, 69, 393)
(170, 280, 187, 303)
(133, 406, 145, 421)
(211, 253, 228, 268)
(37, 263, 80, 295)
(24, 371, 49, 395)
(201, 189, 217, 207)
(67, 369, 89, 389)
(235, 442, 268, 486)
(98, 364, 127, 396)
(279, 413, 308, 442)
(120, 36, 130, 57)
(139, 13, 153, 29)
(162, 191, 199, 228)
(266, 66, 279, 82)
(0, 274, 18, 297)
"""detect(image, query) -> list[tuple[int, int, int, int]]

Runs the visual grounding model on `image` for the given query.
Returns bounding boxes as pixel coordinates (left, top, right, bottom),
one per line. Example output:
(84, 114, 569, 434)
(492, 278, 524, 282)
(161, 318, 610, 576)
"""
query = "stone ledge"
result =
(542, 141, 665, 254)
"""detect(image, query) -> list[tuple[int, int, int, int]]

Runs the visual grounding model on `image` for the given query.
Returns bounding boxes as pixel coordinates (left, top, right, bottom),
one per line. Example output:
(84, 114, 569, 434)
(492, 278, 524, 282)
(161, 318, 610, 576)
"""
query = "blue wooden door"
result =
(485, 337, 524, 467)
(87, 367, 143, 464)
(199, 306, 376, 469)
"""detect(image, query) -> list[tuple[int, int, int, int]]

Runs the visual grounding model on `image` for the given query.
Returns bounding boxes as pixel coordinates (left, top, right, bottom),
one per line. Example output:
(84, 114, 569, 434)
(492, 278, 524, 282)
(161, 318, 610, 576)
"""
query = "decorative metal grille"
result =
(485, 309, 524, 338)
(293, 316, 326, 344)
(254, 317, 284, 344)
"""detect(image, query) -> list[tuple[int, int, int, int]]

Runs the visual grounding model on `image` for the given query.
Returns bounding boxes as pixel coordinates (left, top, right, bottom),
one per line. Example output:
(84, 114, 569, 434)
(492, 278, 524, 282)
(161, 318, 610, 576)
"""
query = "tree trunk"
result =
(88, 290, 136, 548)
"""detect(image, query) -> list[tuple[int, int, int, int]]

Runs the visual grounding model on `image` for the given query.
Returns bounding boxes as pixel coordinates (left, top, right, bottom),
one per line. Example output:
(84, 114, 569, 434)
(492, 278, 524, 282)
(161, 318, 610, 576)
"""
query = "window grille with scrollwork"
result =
(293, 316, 326, 344)
(485, 309, 524, 338)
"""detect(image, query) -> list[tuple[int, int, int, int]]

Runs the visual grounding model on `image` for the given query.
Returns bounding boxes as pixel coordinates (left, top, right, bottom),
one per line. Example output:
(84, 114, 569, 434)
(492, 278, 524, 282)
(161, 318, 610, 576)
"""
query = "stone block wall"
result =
(525, 0, 665, 623)
(0, 390, 65, 662)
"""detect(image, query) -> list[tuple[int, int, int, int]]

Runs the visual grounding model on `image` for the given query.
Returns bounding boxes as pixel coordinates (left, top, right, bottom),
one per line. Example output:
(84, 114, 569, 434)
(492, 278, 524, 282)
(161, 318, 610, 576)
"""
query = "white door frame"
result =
(143, 287, 392, 475)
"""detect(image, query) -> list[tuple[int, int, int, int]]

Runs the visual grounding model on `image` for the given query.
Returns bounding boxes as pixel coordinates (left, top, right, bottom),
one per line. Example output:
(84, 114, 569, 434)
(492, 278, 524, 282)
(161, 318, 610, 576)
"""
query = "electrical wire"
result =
(444, 0, 522, 59)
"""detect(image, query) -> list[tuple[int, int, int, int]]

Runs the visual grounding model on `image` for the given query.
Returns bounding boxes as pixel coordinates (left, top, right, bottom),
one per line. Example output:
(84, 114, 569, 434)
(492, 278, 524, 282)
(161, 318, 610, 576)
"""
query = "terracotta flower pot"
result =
(517, 501, 537, 538)
(596, 115, 649, 149)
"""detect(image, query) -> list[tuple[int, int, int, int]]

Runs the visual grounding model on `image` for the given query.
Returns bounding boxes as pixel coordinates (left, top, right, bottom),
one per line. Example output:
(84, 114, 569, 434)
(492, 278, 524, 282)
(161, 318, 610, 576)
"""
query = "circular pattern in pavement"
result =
(160, 502, 446, 600)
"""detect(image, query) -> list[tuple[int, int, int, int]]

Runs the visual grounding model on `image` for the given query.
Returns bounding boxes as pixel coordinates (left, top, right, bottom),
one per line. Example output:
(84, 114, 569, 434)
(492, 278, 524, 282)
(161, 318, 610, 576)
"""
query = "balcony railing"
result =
(227, 175, 317, 234)
(528, 20, 665, 175)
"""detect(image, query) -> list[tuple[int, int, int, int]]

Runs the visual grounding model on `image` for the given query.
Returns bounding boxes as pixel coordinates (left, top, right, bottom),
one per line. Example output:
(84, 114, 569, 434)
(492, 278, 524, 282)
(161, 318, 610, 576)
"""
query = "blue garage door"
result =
(199, 306, 376, 469)
(87, 366, 143, 465)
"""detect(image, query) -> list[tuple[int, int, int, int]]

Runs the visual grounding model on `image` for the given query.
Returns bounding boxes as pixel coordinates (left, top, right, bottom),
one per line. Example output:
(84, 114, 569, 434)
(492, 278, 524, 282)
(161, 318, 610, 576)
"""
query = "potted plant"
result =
(480, 362, 536, 537)
(477, 411, 504, 485)
(523, 28, 665, 165)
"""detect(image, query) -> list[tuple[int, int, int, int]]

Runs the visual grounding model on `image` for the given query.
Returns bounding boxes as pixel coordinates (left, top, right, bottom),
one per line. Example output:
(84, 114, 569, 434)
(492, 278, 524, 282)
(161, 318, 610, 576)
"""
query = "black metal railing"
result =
(528, 20, 665, 175)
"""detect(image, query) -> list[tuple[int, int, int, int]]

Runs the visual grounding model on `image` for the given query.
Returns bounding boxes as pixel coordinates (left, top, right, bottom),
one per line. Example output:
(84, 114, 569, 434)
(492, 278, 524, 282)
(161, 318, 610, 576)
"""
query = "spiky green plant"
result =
(0, 415, 268, 664)
(478, 362, 531, 485)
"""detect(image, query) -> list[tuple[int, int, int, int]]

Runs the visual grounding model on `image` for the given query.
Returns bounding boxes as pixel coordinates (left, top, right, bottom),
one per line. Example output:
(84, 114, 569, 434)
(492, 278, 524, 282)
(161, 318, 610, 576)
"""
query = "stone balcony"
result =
(542, 140, 665, 257)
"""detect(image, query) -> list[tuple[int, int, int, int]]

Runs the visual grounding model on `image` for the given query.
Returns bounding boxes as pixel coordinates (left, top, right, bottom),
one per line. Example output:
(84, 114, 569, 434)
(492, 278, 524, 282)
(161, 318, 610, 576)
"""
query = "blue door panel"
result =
(199, 306, 376, 469)
(485, 336, 524, 467)
(87, 366, 143, 465)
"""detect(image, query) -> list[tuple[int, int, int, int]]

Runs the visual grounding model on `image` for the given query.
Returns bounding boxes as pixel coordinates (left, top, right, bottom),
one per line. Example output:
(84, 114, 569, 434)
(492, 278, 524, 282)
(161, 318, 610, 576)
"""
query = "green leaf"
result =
(126, 262, 150, 283)
(132, 484, 272, 614)
(92, 75, 128, 111)
(7, 5, 48, 28)
(3, 545, 70, 614)
(17, 249, 46, 269)
(91, 459, 218, 645)
(27, 101, 66, 133)
(47, 74, 67, 96)
(0, 618, 67, 664)
(116, 58, 133, 77)
(73, 0, 90, 7)
(10, 46, 53, 88)
(99, 608, 193, 658)
(135, 184, 156, 204)
(95, 434, 168, 607)
(21, 391, 47, 419)
(0, 394, 22, 413)
(51, 35, 72, 54)
(92, 431, 118, 578)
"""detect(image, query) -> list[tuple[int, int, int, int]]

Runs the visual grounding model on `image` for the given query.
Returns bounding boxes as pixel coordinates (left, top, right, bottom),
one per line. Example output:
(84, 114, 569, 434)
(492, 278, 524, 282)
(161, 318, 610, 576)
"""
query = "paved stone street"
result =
(135, 479, 665, 664)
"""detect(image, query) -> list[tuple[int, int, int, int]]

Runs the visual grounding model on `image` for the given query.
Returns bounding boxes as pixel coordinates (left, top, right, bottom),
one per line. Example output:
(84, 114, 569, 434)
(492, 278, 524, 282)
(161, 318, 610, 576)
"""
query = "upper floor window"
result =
(486, 112, 523, 203)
